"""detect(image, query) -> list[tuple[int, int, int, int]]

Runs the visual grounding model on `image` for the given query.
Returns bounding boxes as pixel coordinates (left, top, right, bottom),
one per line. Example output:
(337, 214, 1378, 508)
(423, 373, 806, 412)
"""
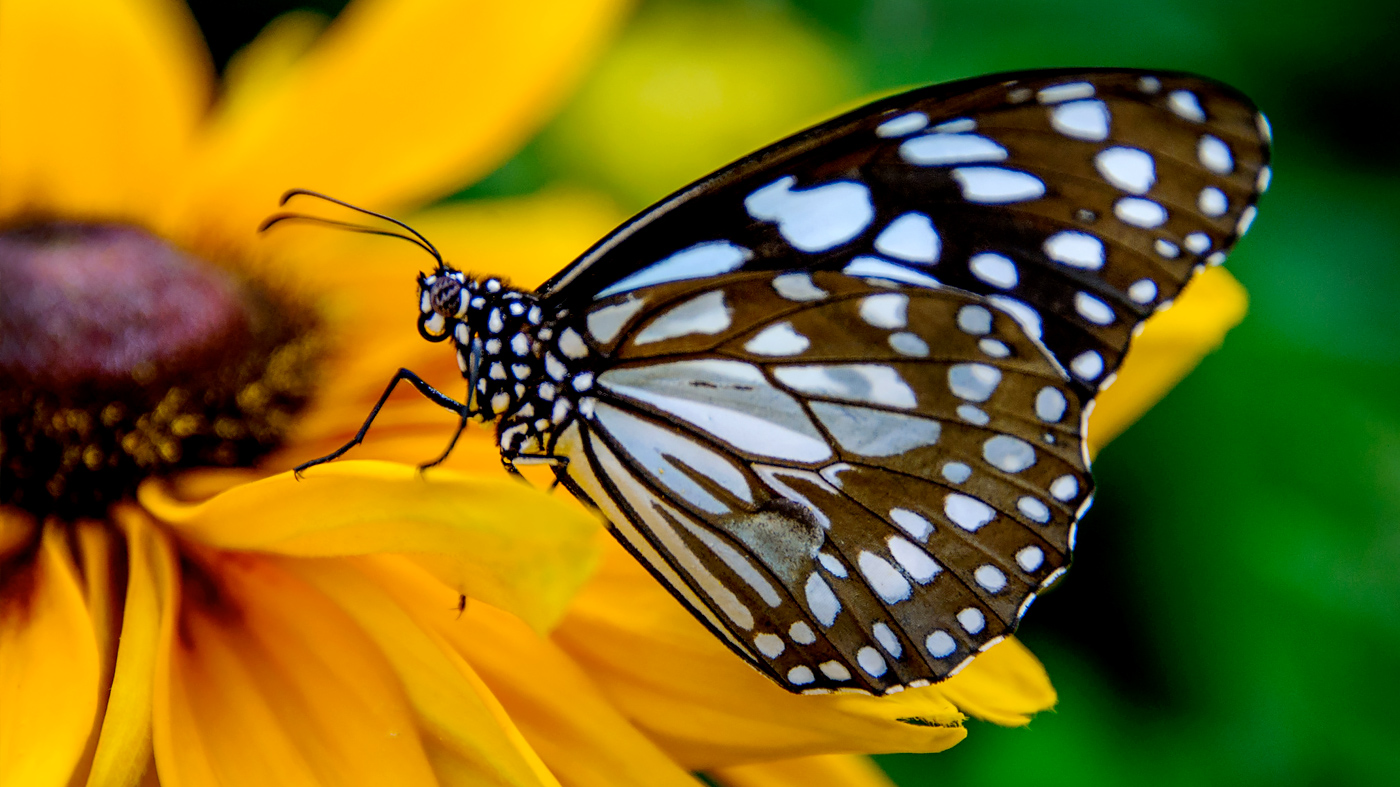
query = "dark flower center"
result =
(1, 223, 322, 519)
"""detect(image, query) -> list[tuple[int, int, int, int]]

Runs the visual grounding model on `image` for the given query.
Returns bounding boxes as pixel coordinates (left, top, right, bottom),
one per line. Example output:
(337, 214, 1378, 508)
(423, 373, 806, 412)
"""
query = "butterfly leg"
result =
(295, 368, 467, 478)
(419, 409, 470, 473)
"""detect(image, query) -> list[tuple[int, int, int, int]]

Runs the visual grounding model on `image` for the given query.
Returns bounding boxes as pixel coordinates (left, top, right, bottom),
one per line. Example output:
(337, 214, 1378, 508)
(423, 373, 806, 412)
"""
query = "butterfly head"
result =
(416, 266, 468, 342)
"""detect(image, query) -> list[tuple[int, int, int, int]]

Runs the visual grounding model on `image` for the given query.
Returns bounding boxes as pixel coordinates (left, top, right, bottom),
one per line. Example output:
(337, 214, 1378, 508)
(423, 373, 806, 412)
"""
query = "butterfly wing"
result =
(538, 68, 1270, 397)
(534, 68, 1269, 692)
(549, 270, 1087, 694)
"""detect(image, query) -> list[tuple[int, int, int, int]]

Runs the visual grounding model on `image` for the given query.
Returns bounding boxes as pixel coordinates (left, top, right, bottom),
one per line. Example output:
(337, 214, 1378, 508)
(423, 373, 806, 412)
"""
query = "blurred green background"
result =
(197, 1, 1400, 784)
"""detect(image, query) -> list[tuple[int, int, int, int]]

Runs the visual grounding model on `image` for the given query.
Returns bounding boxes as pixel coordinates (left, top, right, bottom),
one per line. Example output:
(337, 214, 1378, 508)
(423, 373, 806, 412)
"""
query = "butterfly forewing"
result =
(540, 68, 1270, 397)
(550, 270, 1089, 693)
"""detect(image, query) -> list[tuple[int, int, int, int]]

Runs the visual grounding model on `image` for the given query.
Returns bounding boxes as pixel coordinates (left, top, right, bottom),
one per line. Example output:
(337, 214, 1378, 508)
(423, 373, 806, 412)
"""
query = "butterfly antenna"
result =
(258, 213, 442, 260)
(274, 188, 444, 266)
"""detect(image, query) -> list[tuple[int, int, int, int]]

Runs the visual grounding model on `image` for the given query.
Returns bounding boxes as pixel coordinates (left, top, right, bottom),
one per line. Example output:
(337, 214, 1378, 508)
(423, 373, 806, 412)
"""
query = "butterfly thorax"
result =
(417, 267, 594, 460)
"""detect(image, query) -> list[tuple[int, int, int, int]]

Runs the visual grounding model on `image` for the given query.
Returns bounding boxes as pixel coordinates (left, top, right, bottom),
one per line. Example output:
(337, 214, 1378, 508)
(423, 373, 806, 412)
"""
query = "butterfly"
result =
(267, 68, 1271, 696)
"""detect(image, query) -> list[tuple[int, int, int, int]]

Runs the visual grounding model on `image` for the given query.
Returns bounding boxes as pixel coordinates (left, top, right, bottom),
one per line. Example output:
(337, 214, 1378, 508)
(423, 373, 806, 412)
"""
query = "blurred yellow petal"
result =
(366, 554, 703, 787)
(218, 11, 328, 124)
(0, 0, 211, 220)
(936, 636, 1056, 726)
(554, 540, 965, 770)
(1088, 267, 1248, 455)
(292, 556, 560, 787)
(174, 0, 628, 245)
(0, 522, 100, 786)
(153, 549, 440, 786)
(138, 460, 600, 632)
(84, 507, 172, 787)
(710, 754, 894, 787)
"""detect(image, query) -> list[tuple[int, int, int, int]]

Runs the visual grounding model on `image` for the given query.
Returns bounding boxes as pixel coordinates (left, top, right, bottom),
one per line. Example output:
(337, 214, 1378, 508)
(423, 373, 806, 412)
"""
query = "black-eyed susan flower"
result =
(0, 0, 1248, 785)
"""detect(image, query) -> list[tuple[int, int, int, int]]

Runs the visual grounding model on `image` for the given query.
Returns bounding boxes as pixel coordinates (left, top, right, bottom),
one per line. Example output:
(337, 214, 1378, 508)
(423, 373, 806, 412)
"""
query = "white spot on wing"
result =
(948, 363, 1001, 402)
(974, 564, 1007, 593)
(873, 622, 903, 657)
(788, 665, 815, 685)
(858, 551, 912, 603)
(945, 494, 996, 531)
(874, 213, 941, 263)
(1038, 81, 1095, 103)
(1050, 99, 1110, 141)
(755, 633, 785, 658)
(957, 607, 986, 634)
(746, 176, 875, 253)
(1237, 205, 1257, 236)
(1094, 147, 1156, 194)
(926, 630, 956, 658)
(596, 241, 751, 298)
(983, 435, 1036, 473)
(1018, 496, 1051, 523)
(809, 402, 941, 457)
(1198, 135, 1234, 174)
(969, 252, 1018, 288)
(1044, 231, 1105, 270)
(933, 118, 976, 133)
(1074, 292, 1115, 325)
(889, 508, 933, 540)
(1128, 279, 1158, 304)
(889, 332, 929, 356)
(1017, 546, 1045, 572)
(1036, 387, 1066, 422)
(774, 364, 918, 409)
(744, 322, 810, 356)
(888, 535, 941, 583)
(790, 621, 816, 644)
(900, 134, 1007, 166)
(857, 647, 887, 677)
(1168, 90, 1206, 122)
(1198, 187, 1228, 217)
(843, 257, 942, 288)
(805, 572, 841, 627)
(859, 293, 909, 329)
(634, 290, 732, 345)
(956, 304, 992, 335)
(819, 661, 851, 681)
(1050, 474, 1079, 501)
(942, 462, 971, 483)
(1114, 197, 1167, 228)
(1071, 350, 1104, 380)
(951, 167, 1046, 203)
(876, 111, 928, 137)
(772, 273, 827, 302)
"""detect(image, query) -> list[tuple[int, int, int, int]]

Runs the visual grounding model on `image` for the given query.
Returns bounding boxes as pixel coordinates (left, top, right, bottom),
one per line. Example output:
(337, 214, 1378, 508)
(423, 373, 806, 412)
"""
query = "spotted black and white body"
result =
(320, 68, 1270, 696)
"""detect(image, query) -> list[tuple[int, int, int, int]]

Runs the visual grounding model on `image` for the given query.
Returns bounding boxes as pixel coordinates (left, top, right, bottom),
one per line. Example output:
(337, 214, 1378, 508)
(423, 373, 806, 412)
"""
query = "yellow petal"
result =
(366, 555, 705, 787)
(709, 754, 895, 787)
(935, 636, 1056, 726)
(0, 522, 101, 786)
(138, 460, 601, 632)
(67, 520, 123, 784)
(173, 0, 629, 246)
(1088, 266, 1248, 455)
(294, 556, 563, 787)
(553, 540, 965, 770)
(85, 506, 174, 787)
(0, 0, 211, 221)
(153, 548, 440, 786)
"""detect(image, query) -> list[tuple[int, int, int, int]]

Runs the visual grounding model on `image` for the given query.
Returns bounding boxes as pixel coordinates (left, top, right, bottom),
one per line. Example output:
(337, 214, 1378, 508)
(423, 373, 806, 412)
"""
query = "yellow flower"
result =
(0, 1, 1249, 786)
(0, 0, 624, 784)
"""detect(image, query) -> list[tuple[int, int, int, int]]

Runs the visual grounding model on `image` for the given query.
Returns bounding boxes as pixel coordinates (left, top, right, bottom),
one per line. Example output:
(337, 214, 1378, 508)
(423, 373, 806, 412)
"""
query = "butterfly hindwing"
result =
(550, 270, 1088, 693)
(539, 68, 1270, 397)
